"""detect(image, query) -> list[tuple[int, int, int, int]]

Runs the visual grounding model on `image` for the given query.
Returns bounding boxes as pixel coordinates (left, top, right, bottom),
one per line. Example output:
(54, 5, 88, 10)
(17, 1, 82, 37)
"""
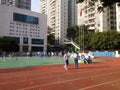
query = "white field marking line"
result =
(0, 62, 120, 75)
(0, 60, 120, 79)
(17, 71, 120, 90)
(0, 65, 103, 79)
(0, 64, 120, 85)
(78, 79, 120, 90)
(0, 65, 64, 76)
(0, 69, 60, 77)
(0, 63, 120, 79)
(0, 67, 68, 79)
(1, 65, 120, 85)
(1, 61, 120, 79)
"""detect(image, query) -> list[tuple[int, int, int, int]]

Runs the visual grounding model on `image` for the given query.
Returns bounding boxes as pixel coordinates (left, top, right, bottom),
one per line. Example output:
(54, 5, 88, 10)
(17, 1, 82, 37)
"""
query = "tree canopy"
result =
(76, 0, 120, 12)
(0, 37, 19, 52)
(67, 25, 120, 51)
(84, 30, 120, 51)
(76, 0, 120, 7)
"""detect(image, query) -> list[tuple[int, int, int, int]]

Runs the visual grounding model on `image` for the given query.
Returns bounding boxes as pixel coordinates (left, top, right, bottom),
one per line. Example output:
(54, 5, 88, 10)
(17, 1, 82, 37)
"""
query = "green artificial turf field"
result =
(0, 56, 105, 69)
(0, 56, 74, 69)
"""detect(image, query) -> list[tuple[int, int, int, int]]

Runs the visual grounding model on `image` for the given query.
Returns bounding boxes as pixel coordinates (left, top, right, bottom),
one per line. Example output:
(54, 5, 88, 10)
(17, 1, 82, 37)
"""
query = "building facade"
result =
(0, 4, 47, 52)
(116, 3, 120, 32)
(0, 0, 31, 10)
(77, 1, 120, 32)
(68, 0, 77, 28)
(40, 0, 77, 45)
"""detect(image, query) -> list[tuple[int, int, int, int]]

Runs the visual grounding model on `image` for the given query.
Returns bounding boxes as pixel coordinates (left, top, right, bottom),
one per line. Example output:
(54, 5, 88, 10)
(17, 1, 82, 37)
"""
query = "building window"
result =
(23, 37, 28, 44)
(13, 13, 39, 24)
(31, 39, 44, 45)
(119, 22, 120, 29)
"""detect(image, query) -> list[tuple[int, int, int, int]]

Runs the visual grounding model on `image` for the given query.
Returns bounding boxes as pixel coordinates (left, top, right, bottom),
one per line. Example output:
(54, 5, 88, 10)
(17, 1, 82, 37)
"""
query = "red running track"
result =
(0, 57, 120, 90)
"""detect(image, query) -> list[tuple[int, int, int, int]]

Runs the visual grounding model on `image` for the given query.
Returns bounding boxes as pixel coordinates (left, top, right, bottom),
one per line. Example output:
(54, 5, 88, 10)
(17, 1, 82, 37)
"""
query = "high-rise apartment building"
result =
(40, 0, 47, 14)
(78, 1, 105, 32)
(0, 0, 31, 10)
(40, 0, 77, 45)
(78, 1, 120, 32)
(116, 3, 120, 32)
(68, 0, 77, 27)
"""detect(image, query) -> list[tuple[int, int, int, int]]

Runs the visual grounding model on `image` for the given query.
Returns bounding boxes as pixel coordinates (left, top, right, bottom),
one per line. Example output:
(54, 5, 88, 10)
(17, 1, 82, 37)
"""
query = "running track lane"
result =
(0, 57, 120, 90)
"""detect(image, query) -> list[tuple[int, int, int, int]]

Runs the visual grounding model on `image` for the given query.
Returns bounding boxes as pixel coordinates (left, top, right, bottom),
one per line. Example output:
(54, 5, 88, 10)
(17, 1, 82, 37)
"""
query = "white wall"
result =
(0, 4, 47, 52)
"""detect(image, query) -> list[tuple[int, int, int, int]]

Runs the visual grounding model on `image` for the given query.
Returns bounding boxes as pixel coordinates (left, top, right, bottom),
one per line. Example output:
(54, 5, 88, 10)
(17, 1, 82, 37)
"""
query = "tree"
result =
(0, 37, 19, 52)
(84, 32, 94, 50)
(84, 30, 120, 51)
(76, 0, 120, 12)
(67, 25, 79, 40)
(47, 33, 55, 45)
(47, 26, 52, 35)
(47, 26, 55, 52)
(67, 25, 120, 51)
(76, 0, 120, 7)
(47, 26, 55, 45)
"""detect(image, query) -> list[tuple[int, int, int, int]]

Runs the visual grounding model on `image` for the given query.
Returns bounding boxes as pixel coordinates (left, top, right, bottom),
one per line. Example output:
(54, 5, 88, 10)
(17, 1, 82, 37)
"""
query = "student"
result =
(3, 51, 6, 61)
(29, 52, 32, 58)
(74, 52, 79, 68)
(63, 51, 69, 70)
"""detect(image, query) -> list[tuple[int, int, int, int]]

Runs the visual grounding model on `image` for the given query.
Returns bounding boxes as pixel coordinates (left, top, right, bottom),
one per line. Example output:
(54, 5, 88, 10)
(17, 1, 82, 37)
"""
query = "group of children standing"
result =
(63, 51, 92, 70)
(63, 51, 79, 70)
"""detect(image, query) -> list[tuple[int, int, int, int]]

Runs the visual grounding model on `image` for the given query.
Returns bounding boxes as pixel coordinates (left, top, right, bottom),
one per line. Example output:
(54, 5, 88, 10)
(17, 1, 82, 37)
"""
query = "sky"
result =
(31, 0, 40, 13)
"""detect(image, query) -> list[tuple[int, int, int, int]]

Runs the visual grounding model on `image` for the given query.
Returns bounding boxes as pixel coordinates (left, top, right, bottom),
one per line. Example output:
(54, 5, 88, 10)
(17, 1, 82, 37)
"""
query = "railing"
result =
(64, 38, 80, 50)
(70, 41, 80, 50)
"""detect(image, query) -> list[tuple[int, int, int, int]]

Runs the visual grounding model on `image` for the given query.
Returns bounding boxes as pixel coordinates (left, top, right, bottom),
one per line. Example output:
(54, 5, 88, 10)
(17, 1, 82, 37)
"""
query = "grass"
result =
(0, 56, 106, 69)
(0, 56, 74, 69)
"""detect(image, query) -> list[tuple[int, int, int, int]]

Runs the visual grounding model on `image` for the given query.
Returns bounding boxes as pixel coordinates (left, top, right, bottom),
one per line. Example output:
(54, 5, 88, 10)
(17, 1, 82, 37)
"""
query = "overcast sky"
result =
(31, 0, 40, 13)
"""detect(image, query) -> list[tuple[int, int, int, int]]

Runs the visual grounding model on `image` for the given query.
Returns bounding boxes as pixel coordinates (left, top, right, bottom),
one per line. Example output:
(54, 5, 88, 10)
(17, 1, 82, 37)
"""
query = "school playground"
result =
(0, 56, 120, 90)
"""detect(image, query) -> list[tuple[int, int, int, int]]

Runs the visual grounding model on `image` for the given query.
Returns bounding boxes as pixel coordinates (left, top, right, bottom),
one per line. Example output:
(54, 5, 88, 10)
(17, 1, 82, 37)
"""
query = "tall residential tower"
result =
(78, 1, 120, 32)
(40, 0, 77, 45)
(0, 0, 31, 10)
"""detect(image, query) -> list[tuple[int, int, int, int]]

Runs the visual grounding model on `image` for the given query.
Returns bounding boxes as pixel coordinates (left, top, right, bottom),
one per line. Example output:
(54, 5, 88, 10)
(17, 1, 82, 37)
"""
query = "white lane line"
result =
(1, 63, 120, 79)
(17, 71, 120, 90)
(1, 66, 120, 85)
(78, 79, 120, 90)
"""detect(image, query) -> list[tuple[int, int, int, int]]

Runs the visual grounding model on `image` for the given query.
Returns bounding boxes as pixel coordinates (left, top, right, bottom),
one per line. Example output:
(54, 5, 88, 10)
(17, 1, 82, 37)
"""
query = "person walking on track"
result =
(63, 51, 69, 70)
(73, 52, 79, 68)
